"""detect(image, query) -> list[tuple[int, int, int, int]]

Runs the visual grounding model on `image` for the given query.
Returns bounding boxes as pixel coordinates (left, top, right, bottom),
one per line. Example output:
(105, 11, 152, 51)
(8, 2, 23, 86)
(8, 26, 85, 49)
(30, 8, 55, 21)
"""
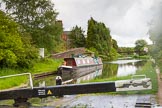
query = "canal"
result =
(1, 59, 152, 107)
(31, 59, 148, 107)
(102, 59, 146, 78)
(34, 59, 146, 86)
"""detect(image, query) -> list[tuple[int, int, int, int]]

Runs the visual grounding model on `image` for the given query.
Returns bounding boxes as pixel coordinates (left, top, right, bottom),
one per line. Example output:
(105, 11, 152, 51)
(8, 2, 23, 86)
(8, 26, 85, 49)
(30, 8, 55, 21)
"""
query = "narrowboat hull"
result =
(59, 64, 103, 81)
(57, 57, 103, 81)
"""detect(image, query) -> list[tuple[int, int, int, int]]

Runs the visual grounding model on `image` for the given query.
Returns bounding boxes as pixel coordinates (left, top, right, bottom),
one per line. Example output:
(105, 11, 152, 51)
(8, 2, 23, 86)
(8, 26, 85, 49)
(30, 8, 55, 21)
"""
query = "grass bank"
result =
(0, 58, 63, 90)
(29, 58, 63, 74)
(84, 60, 158, 94)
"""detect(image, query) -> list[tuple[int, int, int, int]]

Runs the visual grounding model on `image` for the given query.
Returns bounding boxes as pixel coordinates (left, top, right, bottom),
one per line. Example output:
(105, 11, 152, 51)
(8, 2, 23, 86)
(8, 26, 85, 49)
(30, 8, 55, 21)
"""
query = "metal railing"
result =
(131, 74, 146, 79)
(0, 73, 33, 89)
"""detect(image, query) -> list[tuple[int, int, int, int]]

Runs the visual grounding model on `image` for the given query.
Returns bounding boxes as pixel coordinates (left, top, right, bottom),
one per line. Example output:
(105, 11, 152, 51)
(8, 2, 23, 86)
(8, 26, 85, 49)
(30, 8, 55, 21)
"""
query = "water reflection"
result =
(109, 59, 141, 64)
(34, 59, 146, 86)
(103, 59, 146, 78)
(75, 69, 102, 83)
(34, 76, 56, 87)
(117, 64, 137, 76)
(100, 63, 118, 79)
(33, 68, 103, 86)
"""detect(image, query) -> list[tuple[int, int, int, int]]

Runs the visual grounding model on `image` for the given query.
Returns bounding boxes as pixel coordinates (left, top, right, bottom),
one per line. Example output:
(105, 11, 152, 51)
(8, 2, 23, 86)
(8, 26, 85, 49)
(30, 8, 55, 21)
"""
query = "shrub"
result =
(0, 11, 38, 68)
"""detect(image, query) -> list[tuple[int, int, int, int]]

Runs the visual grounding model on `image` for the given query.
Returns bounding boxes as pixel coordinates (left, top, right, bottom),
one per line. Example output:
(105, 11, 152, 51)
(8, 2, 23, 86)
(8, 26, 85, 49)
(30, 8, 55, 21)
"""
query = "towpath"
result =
(156, 67, 162, 105)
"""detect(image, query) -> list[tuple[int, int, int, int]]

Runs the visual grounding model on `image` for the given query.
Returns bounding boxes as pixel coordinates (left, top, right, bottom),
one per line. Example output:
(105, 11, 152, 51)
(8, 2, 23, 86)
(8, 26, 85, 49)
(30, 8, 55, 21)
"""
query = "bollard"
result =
(55, 76, 63, 97)
(56, 76, 62, 85)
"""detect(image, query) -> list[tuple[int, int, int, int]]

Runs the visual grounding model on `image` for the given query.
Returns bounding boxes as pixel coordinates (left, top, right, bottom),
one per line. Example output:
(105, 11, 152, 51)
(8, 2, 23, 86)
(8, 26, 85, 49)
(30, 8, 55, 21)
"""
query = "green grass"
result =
(0, 68, 22, 76)
(134, 60, 158, 94)
(30, 58, 63, 74)
(133, 55, 151, 59)
(0, 68, 26, 89)
(0, 58, 63, 90)
(83, 60, 158, 94)
(0, 76, 27, 90)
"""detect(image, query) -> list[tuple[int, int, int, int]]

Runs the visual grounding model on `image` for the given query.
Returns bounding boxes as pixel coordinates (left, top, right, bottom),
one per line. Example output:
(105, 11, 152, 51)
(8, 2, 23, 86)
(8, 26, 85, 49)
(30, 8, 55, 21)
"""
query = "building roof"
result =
(63, 31, 71, 35)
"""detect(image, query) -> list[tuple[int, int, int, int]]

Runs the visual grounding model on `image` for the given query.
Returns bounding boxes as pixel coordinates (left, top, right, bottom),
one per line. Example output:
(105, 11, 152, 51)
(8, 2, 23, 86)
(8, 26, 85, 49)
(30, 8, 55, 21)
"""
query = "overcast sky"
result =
(53, 0, 162, 47)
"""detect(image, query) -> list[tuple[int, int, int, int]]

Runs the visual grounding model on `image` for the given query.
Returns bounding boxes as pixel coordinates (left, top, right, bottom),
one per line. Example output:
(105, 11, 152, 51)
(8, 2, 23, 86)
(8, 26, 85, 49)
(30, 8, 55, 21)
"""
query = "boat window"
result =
(77, 60, 81, 64)
(85, 59, 87, 64)
(83, 60, 85, 64)
(87, 59, 90, 64)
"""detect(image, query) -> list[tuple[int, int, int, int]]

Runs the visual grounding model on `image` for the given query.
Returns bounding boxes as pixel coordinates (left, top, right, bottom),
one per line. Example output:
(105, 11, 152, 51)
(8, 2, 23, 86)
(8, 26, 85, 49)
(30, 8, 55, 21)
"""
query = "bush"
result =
(0, 49, 17, 67)
(0, 11, 39, 68)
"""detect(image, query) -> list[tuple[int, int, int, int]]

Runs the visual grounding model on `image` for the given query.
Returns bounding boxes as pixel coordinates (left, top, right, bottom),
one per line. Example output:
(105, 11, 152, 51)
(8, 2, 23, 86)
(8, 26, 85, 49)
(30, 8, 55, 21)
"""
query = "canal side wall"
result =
(51, 48, 86, 59)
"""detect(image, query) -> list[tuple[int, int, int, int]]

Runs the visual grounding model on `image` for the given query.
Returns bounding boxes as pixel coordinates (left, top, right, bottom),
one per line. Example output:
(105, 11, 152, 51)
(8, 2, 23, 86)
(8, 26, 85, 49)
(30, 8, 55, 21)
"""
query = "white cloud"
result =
(53, 0, 160, 47)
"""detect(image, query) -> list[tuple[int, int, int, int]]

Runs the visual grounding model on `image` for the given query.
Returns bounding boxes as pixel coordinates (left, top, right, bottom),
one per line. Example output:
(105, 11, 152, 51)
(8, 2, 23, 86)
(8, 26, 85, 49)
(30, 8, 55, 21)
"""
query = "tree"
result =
(0, 10, 38, 68)
(148, 4, 162, 71)
(86, 17, 118, 60)
(134, 39, 148, 56)
(69, 26, 86, 48)
(118, 47, 134, 55)
(112, 39, 118, 50)
(3, 0, 63, 52)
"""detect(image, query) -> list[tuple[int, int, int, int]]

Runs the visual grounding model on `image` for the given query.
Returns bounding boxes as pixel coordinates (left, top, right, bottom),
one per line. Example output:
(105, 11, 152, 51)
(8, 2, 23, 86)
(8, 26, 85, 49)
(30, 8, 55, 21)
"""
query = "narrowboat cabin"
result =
(57, 56, 103, 81)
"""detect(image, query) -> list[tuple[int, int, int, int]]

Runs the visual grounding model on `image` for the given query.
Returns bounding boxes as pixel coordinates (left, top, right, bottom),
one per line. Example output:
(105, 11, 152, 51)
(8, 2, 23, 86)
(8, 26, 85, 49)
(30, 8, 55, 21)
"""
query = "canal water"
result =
(0, 59, 150, 107)
(31, 59, 148, 107)
(102, 59, 146, 78)
(34, 59, 146, 87)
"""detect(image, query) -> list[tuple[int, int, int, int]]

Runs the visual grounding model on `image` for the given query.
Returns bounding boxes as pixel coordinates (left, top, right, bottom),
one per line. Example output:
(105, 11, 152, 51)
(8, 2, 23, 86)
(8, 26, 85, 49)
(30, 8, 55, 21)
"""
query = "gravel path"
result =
(46, 94, 156, 108)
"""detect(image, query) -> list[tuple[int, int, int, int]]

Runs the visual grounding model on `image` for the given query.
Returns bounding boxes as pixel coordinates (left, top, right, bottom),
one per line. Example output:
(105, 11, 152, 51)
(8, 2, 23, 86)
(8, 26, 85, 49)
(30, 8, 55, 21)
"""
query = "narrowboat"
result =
(57, 56, 103, 81)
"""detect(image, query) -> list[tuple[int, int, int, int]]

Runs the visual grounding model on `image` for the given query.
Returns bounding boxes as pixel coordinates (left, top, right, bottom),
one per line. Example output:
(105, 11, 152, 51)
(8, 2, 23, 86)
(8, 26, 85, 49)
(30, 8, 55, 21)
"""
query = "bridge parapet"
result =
(51, 48, 85, 59)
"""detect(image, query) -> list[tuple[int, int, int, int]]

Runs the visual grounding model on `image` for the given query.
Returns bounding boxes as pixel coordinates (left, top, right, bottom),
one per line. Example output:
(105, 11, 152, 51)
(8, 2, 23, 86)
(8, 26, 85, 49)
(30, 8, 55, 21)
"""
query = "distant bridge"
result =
(118, 51, 146, 54)
(51, 48, 86, 59)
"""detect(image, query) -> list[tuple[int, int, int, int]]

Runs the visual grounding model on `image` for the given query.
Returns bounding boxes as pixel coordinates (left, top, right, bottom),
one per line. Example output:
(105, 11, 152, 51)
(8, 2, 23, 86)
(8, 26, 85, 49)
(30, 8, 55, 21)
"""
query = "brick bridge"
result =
(51, 48, 86, 59)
